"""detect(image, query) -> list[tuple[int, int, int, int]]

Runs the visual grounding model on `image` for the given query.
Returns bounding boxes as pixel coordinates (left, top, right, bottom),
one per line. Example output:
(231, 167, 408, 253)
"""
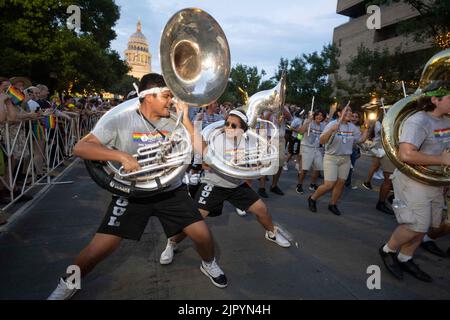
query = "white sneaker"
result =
(47, 278, 78, 300)
(283, 164, 289, 171)
(160, 239, 178, 265)
(235, 208, 247, 217)
(265, 227, 291, 248)
(200, 259, 228, 288)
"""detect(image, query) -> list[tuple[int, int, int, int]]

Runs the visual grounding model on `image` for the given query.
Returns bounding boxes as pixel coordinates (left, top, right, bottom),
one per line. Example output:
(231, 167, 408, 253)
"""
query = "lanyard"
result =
(136, 110, 167, 139)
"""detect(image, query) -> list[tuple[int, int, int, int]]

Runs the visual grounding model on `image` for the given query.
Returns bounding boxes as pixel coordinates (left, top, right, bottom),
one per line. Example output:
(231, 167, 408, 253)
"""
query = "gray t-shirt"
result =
(202, 133, 250, 188)
(400, 111, 450, 165)
(373, 121, 382, 143)
(91, 108, 182, 190)
(302, 121, 326, 148)
(323, 120, 361, 156)
(290, 117, 303, 138)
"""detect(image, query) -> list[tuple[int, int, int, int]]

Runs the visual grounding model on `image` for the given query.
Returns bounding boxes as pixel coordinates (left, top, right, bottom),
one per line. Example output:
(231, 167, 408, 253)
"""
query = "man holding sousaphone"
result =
(47, 74, 230, 299)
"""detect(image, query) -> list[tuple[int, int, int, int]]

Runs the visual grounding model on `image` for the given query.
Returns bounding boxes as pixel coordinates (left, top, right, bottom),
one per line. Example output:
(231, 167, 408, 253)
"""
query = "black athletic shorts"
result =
(288, 136, 301, 155)
(194, 183, 260, 217)
(97, 184, 203, 241)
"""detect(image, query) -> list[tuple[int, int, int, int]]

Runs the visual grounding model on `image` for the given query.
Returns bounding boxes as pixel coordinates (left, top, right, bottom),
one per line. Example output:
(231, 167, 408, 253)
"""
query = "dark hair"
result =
(417, 96, 438, 112)
(138, 73, 167, 103)
(314, 110, 326, 121)
(352, 111, 363, 126)
(418, 80, 450, 112)
(226, 108, 249, 132)
(336, 104, 350, 114)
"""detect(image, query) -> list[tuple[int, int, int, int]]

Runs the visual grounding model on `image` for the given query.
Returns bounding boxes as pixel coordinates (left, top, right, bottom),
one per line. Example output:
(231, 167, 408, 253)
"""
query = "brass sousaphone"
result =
(382, 49, 450, 186)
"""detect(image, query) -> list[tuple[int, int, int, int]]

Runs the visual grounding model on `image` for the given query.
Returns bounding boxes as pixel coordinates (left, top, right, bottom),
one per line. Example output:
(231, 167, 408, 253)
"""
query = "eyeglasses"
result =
(225, 121, 238, 129)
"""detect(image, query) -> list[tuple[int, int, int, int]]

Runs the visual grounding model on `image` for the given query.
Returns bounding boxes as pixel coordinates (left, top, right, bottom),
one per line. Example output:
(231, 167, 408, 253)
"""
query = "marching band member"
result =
(48, 74, 228, 299)
(380, 81, 450, 282)
(307, 105, 370, 216)
(159, 109, 291, 269)
(296, 110, 327, 194)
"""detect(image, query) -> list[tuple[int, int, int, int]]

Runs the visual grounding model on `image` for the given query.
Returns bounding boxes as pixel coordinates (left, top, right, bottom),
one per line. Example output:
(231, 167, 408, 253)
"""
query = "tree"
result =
(219, 64, 271, 105)
(0, 0, 129, 93)
(275, 44, 340, 108)
(108, 75, 140, 97)
(343, 44, 438, 103)
(368, 0, 450, 49)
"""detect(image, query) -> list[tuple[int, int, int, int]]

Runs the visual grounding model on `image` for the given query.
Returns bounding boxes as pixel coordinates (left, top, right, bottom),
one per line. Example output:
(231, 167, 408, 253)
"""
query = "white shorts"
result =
(391, 170, 444, 233)
(323, 154, 351, 182)
(301, 145, 323, 171)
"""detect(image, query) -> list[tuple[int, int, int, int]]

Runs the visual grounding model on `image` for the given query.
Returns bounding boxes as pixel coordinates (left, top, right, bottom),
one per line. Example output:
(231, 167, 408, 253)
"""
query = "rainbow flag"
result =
(43, 115, 57, 129)
(7, 86, 25, 106)
(33, 122, 45, 141)
(434, 128, 450, 139)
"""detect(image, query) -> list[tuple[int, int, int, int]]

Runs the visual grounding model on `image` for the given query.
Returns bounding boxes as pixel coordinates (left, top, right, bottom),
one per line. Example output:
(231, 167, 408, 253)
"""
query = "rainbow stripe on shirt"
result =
(336, 131, 354, 137)
(433, 128, 450, 139)
(310, 128, 322, 135)
(133, 131, 169, 143)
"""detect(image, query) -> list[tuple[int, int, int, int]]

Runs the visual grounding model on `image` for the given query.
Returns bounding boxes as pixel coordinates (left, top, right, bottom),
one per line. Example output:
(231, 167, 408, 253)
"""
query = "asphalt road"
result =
(1, 156, 449, 300)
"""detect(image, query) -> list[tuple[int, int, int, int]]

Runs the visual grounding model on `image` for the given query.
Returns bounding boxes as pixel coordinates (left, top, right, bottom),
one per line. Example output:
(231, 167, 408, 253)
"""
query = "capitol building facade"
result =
(124, 20, 152, 80)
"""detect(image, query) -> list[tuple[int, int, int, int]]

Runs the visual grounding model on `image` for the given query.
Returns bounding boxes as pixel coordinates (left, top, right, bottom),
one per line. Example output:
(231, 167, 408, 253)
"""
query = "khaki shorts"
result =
(301, 145, 323, 171)
(391, 170, 444, 233)
(323, 154, 351, 182)
(380, 155, 396, 173)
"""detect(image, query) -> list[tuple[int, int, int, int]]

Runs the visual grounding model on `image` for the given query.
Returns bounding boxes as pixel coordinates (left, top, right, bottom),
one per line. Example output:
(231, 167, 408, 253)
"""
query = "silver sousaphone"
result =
(202, 73, 287, 180)
(85, 8, 231, 197)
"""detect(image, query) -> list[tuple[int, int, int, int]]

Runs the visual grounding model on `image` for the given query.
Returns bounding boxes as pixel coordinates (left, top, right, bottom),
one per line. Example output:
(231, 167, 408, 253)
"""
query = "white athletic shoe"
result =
(200, 259, 228, 288)
(47, 278, 78, 300)
(235, 208, 247, 217)
(283, 163, 289, 171)
(160, 239, 178, 265)
(265, 227, 291, 248)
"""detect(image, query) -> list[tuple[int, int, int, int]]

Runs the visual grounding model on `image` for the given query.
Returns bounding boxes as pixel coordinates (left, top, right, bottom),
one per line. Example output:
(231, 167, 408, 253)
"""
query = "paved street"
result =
(1, 156, 449, 300)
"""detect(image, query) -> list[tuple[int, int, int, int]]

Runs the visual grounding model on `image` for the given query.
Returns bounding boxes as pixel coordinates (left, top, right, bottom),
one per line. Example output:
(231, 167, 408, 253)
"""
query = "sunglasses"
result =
(225, 121, 238, 129)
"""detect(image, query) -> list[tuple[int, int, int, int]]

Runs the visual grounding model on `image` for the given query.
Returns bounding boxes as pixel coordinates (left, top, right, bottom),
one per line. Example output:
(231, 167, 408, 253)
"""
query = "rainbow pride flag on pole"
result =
(43, 115, 57, 129)
(33, 122, 45, 141)
(7, 86, 25, 106)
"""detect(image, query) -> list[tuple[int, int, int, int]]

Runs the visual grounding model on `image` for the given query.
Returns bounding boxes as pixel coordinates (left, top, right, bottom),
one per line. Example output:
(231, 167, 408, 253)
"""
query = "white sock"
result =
(423, 235, 435, 243)
(383, 244, 396, 254)
(397, 252, 412, 263)
(203, 258, 215, 266)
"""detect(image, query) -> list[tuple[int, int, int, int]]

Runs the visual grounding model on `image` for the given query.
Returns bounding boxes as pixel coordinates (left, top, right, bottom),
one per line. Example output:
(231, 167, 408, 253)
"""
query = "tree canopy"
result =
(0, 0, 129, 93)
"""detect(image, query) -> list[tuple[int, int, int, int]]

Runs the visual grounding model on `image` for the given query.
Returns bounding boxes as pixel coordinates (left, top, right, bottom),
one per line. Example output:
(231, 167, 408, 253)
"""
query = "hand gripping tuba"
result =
(381, 49, 450, 186)
(85, 8, 230, 197)
(202, 74, 287, 180)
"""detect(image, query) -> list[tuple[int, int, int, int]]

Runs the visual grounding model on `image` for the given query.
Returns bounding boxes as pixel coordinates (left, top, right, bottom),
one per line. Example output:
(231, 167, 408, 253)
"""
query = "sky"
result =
(110, 0, 348, 78)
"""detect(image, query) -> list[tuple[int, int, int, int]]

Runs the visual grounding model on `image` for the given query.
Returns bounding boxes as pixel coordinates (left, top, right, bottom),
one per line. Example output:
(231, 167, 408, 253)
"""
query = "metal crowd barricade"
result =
(0, 112, 102, 210)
